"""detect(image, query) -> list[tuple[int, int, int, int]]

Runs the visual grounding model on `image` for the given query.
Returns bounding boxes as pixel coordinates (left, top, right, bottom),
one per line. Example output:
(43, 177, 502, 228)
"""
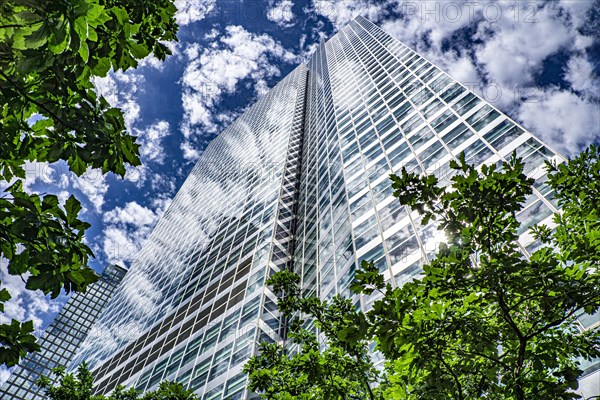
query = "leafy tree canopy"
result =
(0, 0, 178, 366)
(244, 271, 381, 400)
(38, 363, 197, 400)
(246, 145, 600, 400)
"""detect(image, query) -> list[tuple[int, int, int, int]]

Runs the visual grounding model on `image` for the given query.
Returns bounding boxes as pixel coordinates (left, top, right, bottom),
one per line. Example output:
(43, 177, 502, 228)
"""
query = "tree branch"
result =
(437, 350, 465, 400)
(0, 70, 85, 137)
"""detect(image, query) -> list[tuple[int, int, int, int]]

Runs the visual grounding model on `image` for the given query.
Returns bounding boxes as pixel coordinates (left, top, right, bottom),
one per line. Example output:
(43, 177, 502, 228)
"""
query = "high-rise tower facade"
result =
(0, 265, 127, 399)
(65, 65, 309, 399)
(5, 16, 593, 400)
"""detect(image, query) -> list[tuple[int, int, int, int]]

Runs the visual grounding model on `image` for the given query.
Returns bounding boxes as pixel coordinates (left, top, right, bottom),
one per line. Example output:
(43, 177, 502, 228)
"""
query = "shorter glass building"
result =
(0, 265, 127, 400)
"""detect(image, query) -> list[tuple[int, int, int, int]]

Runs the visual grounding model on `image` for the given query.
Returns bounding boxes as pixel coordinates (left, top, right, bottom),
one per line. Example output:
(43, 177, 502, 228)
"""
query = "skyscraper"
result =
(0, 265, 127, 399)
(16, 15, 593, 399)
(65, 64, 309, 399)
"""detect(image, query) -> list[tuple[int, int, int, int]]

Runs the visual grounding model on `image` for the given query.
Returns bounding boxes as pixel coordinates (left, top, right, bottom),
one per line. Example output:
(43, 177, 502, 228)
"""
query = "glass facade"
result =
(296, 16, 563, 307)
(4, 16, 593, 400)
(63, 65, 308, 399)
(294, 17, 597, 397)
(0, 265, 127, 399)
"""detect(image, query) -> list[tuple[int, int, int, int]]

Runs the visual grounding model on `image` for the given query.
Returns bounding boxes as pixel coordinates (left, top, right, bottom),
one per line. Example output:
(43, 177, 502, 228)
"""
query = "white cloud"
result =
(382, 1, 477, 50)
(0, 260, 62, 335)
(518, 89, 600, 155)
(137, 54, 164, 70)
(18, 161, 55, 193)
(136, 120, 172, 164)
(268, 0, 296, 27)
(564, 55, 600, 100)
(93, 71, 144, 130)
(299, 27, 326, 63)
(378, 1, 575, 109)
(102, 226, 137, 266)
(138, 41, 182, 70)
(204, 28, 219, 40)
(56, 71, 154, 212)
(102, 202, 164, 265)
(474, 4, 572, 107)
(558, 0, 596, 29)
(151, 196, 173, 216)
(0, 367, 11, 386)
(57, 190, 70, 204)
(93, 73, 119, 105)
(71, 168, 109, 213)
(149, 172, 178, 194)
(104, 202, 157, 227)
(574, 34, 594, 52)
(311, 0, 388, 29)
(124, 164, 148, 187)
(4, 159, 117, 217)
(141, 41, 184, 72)
(179, 25, 298, 159)
(181, 141, 201, 161)
(418, 49, 480, 89)
(174, 0, 216, 26)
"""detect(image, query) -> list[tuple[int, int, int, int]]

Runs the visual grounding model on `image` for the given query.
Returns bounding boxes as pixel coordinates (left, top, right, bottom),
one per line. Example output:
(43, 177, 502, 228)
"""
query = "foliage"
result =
(0, 0, 178, 366)
(244, 271, 382, 400)
(369, 149, 600, 400)
(0, 319, 38, 367)
(246, 146, 600, 400)
(38, 363, 197, 400)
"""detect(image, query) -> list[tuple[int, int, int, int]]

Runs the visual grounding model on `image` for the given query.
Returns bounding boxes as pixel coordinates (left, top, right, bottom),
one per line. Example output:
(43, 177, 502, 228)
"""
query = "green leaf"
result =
(86, 4, 105, 22)
(68, 156, 87, 176)
(23, 22, 48, 49)
(48, 19, 70, 54)
(0, 289, 11, 312)
(64, 195, 82, 225)
(87, 26, 97, 42)
(31, 117, 53, 133)
(110, 6, 129, 24)
(74, 16, 88, 40)
(91, 57, 111, 76)
(41, 194, 59, 211)
(128, 41, 150, 59)
(78, 39, 89, 63)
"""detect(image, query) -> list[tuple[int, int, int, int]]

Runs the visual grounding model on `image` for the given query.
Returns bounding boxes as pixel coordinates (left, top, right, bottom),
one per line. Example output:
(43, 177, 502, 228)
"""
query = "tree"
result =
(244, 271, 382, 400)
(38, 363, 197, 400)
(246, 145, 600, 400)
(0, 0, 178, 366)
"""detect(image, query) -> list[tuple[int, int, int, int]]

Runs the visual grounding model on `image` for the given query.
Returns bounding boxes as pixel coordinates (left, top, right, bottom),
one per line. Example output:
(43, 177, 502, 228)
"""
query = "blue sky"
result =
(1, 0, 599, 382)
